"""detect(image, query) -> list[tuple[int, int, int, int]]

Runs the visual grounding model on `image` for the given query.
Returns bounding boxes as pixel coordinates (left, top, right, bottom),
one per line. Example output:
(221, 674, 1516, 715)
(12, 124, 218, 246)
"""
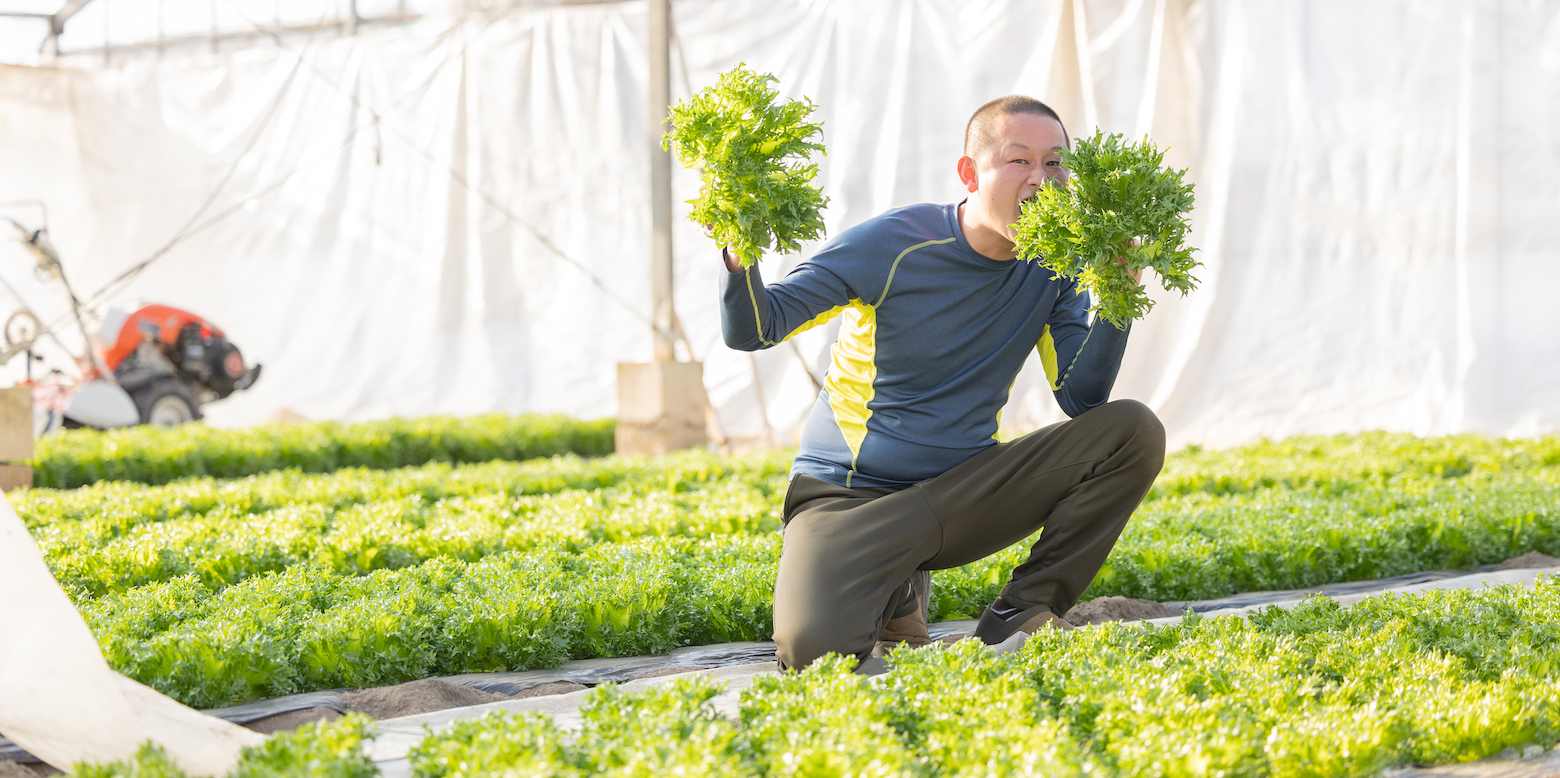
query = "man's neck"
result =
(957, 200, 1018, 261)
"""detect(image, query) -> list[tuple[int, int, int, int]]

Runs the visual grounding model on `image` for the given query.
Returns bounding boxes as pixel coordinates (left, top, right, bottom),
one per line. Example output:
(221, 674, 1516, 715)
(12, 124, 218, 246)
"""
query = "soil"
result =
(342, 678, 509, 719)
(1064, 596, 1179, 626)
(509, 681, 589, 699)
(1491, 551, 1560, 571)
(0, 762, 37, 778)
(242, 706, 342, 734)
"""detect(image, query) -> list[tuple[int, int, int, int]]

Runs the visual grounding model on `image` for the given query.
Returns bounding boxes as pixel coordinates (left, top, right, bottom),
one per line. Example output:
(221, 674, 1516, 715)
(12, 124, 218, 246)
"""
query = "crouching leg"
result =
(772, 475, 940, 671)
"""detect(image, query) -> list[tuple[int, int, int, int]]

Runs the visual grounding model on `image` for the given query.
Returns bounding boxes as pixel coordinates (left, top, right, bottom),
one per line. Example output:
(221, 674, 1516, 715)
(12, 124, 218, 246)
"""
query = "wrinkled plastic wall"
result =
(0, 0, 1555, 448)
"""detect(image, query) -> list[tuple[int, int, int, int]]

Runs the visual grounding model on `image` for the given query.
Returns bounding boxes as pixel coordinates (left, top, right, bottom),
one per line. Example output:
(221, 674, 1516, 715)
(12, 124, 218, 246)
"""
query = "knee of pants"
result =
(774, 617, 858, 671)
(1096, 399, 1167, 465)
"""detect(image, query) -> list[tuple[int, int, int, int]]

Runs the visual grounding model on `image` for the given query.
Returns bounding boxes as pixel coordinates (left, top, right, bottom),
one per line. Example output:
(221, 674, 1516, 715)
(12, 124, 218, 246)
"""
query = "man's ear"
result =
(957, 156, 979, 193)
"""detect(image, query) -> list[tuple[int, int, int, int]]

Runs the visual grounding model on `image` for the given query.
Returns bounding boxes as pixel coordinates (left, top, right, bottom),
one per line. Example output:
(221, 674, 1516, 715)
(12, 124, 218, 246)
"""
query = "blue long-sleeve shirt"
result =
(721, 201, 1131, 489)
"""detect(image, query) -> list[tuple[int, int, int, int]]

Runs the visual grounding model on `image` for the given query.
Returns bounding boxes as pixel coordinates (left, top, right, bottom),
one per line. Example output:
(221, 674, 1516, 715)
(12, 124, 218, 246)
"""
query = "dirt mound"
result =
(1065, 596, 1179, 626)
(342, 678, 508, 719)
(243, 706, 342, 734)
(510, 681, 589, 699)
(1491, 551, 1560, 571)
(0, 760, 43, 778)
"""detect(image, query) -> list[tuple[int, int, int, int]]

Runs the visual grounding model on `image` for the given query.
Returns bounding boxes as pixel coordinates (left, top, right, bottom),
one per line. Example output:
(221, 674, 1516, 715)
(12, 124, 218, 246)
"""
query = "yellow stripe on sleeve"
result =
(746, 271, 845, 346)
(1038, 324, 1062, 391)
(783, 305, 845, 342)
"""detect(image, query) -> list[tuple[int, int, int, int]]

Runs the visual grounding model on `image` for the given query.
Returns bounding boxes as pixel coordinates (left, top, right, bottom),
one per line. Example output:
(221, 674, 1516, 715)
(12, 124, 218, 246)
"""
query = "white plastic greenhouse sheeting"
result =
(0, 0, 1556, 448)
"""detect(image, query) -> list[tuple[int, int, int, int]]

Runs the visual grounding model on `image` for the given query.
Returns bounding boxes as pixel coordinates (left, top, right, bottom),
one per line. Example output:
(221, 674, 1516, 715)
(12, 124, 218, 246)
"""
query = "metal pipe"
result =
(49, 14, 421, 58)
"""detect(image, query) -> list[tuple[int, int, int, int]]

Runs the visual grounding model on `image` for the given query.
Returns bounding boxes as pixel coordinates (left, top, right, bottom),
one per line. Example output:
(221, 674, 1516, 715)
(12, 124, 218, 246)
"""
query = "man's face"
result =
(960, 113, 1070, 236)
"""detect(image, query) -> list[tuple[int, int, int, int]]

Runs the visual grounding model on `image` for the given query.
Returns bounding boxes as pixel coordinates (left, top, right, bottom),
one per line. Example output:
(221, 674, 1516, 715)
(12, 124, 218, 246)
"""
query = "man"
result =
(718, 95, 1166, 670)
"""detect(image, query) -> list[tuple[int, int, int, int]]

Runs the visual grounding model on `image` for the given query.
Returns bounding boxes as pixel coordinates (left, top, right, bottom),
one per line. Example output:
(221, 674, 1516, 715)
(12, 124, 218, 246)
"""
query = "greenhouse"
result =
(1, 1, 1559, 776)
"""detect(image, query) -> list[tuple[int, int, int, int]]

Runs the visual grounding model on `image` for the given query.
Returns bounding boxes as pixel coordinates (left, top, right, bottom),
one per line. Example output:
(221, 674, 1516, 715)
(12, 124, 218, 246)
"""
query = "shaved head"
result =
(963, 95, 1068, 159)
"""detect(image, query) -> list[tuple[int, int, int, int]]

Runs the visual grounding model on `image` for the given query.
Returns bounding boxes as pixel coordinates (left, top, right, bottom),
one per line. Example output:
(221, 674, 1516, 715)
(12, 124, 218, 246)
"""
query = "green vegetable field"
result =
(31, 413, 615, 489)
(82, 581, 1560, 777)
(15, 427, 1560, 716)
(409, 581, 1560, 777)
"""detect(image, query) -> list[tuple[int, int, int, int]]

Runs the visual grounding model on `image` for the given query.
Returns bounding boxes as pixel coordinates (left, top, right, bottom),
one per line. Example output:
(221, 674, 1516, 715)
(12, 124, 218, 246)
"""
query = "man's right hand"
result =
(701, 181, 742, 272)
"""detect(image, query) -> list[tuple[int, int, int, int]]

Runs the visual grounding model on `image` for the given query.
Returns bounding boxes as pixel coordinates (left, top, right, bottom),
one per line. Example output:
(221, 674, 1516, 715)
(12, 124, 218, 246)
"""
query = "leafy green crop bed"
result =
(81, 580, 1560, 777)
(32, 414, 615, 488)
(15, 432, 1560, 708)
(77, 715, 377, 778)
(409, 581, 1560, 777)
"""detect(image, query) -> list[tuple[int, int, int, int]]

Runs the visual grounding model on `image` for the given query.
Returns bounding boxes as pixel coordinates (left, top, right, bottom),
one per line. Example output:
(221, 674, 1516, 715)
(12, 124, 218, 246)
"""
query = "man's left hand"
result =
(1116, 256, 1143, 286)
(1117, 238, 1144, 286)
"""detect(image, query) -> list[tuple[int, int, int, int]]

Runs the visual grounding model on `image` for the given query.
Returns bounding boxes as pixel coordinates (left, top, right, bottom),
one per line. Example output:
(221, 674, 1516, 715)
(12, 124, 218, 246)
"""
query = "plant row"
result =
(17, 449, 792, 540)
(78, 715, 377, 778)
(1149, 430, 1560, 498)
(84, 579, 1560, 777)
(84, 536, 779, 708)
(43, 454, 1560, 604)
(24, 435, 1558, 600)
(27, 428, 1559, 511)
(22, 432, 1554, 545)
(76, 466, 1560, 708)
(21, 433, 1558, 707)
(31, 456, 791, 598)
(32, 413, 616, 488)
(410, 580, 1560, 778)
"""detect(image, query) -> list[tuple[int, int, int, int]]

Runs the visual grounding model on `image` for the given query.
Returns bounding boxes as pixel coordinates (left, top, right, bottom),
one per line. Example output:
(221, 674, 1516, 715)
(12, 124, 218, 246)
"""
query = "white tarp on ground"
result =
(0, 0, 1556, 448)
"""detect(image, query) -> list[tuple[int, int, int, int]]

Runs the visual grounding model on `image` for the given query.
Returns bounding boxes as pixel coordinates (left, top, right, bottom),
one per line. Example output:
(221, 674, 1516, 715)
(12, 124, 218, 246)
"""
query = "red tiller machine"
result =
(3, 216, 260, 432)
(26, 305, 263, 433)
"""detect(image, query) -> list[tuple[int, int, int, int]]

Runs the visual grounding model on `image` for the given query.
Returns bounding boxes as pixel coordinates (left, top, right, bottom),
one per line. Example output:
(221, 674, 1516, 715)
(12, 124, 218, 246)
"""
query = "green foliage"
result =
(20, 432, 1560, 708)
(79, 536, 783, 708)
(1013, 130, 1198, 329)
(230, 714, 378, 778)
(408, 710, 573, 777)
(22, 450, 790, 597)
(408, 677, 744, 777)
(930, 446, 1560, 615)
(664, 63, 828, 267)
(1008, 581, 1560, 776)
(75, 743, 189, 778)
(73, 716, 378, 778)
(740, 655, 921, 776)
(407, 581, 1560, 776)
(32, 413, 615, 489)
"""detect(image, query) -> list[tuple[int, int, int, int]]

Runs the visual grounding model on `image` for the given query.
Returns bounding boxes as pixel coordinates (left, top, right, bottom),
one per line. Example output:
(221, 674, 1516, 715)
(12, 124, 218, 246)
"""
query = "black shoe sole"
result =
(974, 602, 1054, 646)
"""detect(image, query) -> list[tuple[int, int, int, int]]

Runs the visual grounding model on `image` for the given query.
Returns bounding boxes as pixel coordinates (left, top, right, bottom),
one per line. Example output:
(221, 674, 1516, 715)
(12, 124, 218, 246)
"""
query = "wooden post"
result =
(616, 362, 710, 456)
(0, 387, 33, 491)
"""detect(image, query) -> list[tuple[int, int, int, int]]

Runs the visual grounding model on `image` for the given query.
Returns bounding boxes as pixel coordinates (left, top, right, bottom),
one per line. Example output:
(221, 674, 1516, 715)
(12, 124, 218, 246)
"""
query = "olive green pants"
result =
(773, 400, 1166, 669)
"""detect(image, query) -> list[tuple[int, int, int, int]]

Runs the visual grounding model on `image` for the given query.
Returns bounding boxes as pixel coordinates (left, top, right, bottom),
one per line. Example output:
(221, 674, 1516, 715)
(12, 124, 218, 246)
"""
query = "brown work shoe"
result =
(870, 604, 934, 658)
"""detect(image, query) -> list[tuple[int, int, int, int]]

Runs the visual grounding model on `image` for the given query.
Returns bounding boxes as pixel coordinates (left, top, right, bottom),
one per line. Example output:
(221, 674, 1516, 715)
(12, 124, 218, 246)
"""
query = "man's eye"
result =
(1012, 159, 1029, 165)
